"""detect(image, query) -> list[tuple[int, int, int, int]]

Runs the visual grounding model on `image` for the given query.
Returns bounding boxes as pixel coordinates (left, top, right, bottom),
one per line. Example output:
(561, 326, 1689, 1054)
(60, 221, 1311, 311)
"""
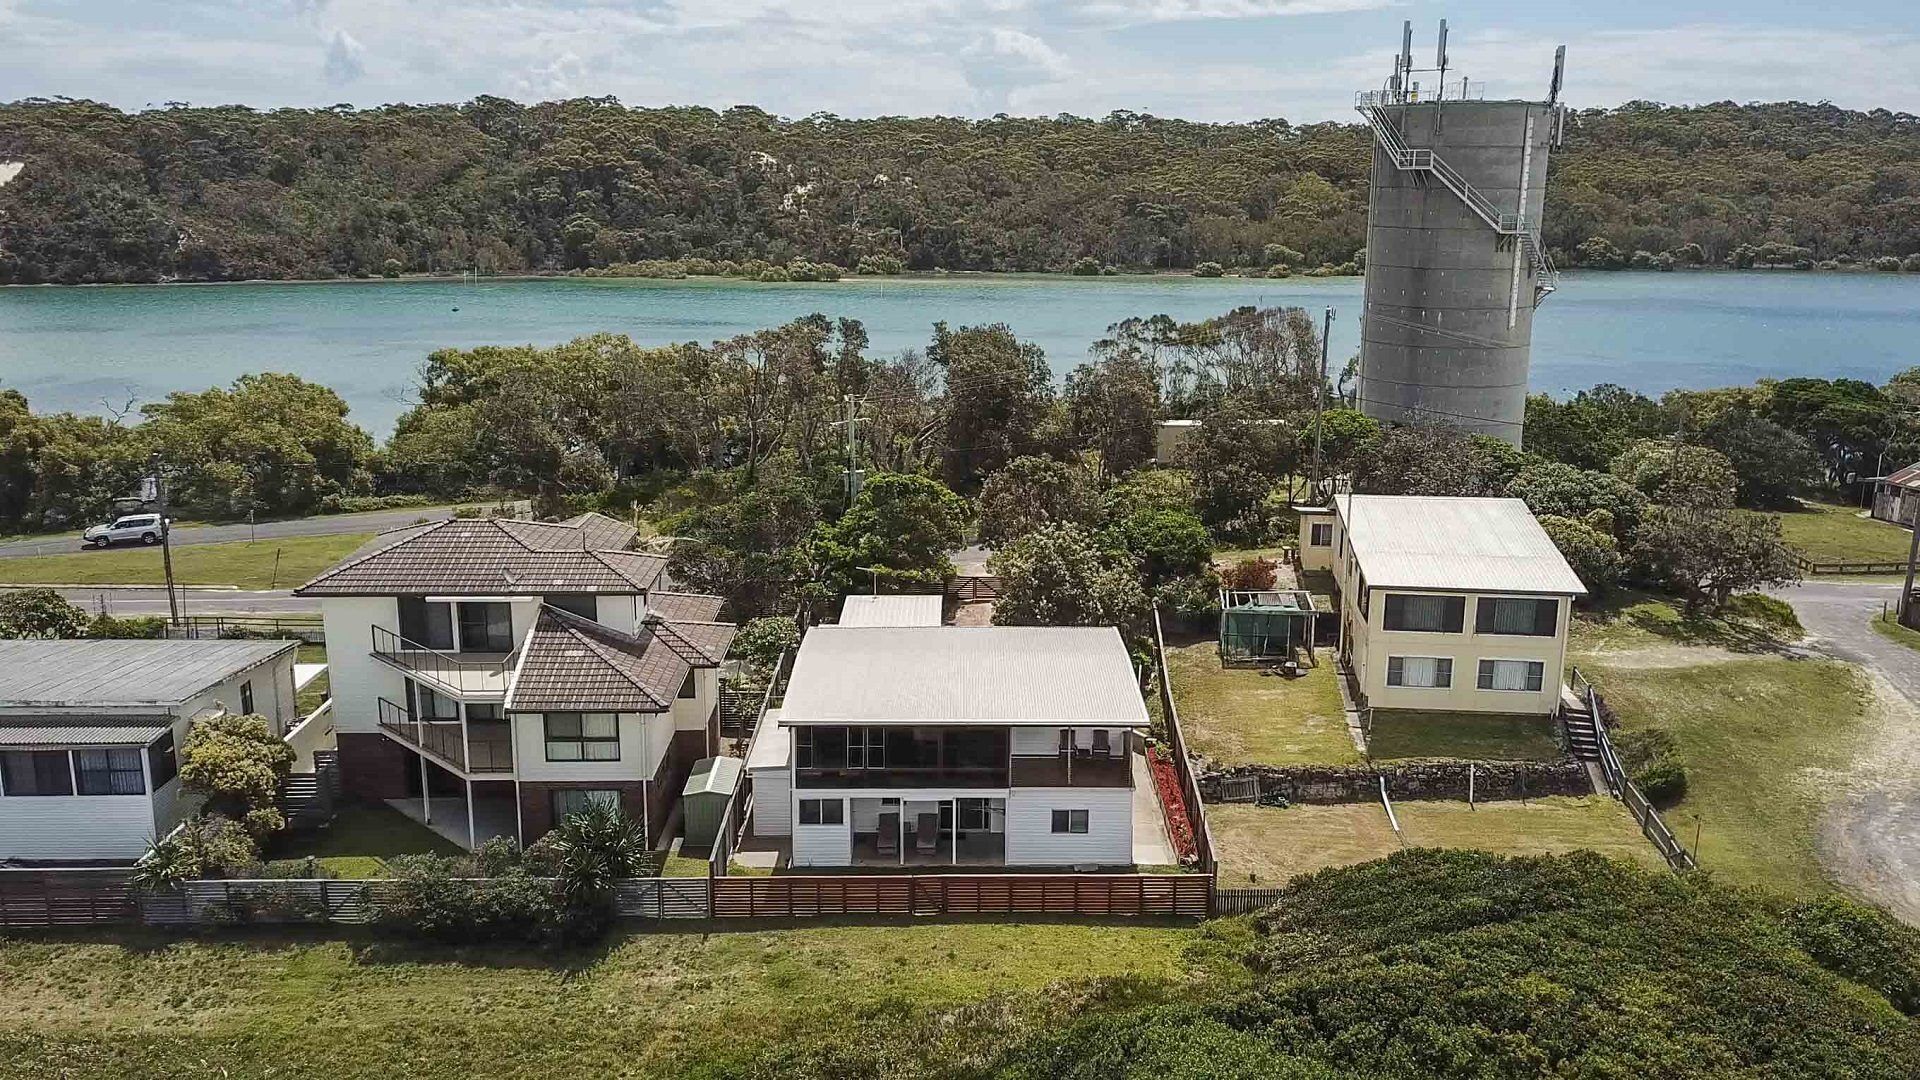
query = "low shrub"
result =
(1191, 261, 1224, 278)
(1723, 591, 1803, 636)
(1154, 573, 1222, 624)
(379, 854, 558, 944)
(318, 493, 438, 514)
(1068, 256, 1102, 276)
(1614, 726, 1687, 805)
(257, 856, 337, 880)
(89, 613, 168, 639)
(855, 253, 906, 275)
(1219, 557, 1278, 591)
(129, 815, 261, 890)
(1784, 896, 1920, 1015)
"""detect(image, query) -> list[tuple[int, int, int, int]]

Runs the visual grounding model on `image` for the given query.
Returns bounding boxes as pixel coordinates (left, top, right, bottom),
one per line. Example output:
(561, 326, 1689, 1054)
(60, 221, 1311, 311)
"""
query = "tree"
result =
(810, 472, 970, 597)
(731, 615, 799, 679)
(1629, 506, 1801, 613)
(1063, 352, 1159, 477)
(1103, 467, 1196, 519)
(975, 455, 1103, 547)
(179, 713, 297, 838)
(544, 801, 650, 945)
(0, 588, 91, 639)
(1103, 509, 1212, 586)
(666, 465, 824, 618)
(1522, 385, 1672, 471)
(1505, 461, 1647, 540)
(930, 322, 1055, 491)
(1354, 424, 1524, 497)
(1187, 404, 1295, 542)
(989, 524, 1150, 634)
(1538, 515, 1625, 594)
(1692, 405, 1824, 507)
(1611, 440, 1739, 508)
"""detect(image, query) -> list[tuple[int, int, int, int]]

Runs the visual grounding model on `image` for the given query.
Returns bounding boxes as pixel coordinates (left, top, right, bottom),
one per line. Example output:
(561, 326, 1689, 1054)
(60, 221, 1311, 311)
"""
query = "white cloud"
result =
(961, 26, 1070, 112)
(1076, 0, 1390, 25)
(322, 27, 365, 84)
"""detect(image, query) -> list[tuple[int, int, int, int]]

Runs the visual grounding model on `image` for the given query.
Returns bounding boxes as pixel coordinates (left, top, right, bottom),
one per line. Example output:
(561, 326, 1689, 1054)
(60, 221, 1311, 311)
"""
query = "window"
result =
(1478, 659, 1546, 692)
(1386, 656, 1453, 688)
(147, 733, 179, 789)
(1382, 593, 1465, 633)
(464, 702, 503, 723)
(957, 798, 994, 831)
(1, 751, 72, 796)
(1310, 522, 1333, 546)
(239, 679, 255, 716)
(1476, 597, 1558, 637)
(397, 597, 455, 650)
(544, 593, 597, 619)
(795, 727, 847, 770)
(544, 712, 620, 761)
(847, 727, 886, 769)
(677, 672, 697, 700)
(457, 602, 514, 653)
(1050, 809, 1090, 834)
(798, 798, 844, 826)
(551, 788, 619, 820)
(74, 748, 145, 795)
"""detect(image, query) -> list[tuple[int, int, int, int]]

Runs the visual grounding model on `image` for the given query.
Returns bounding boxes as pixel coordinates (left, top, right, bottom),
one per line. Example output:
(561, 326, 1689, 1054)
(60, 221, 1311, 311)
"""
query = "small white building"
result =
(1873, 461, 1919, 528)
(1307, 494, 1587, 717)
(0, 638, 300, 862)
(752, 625, 1151, 869)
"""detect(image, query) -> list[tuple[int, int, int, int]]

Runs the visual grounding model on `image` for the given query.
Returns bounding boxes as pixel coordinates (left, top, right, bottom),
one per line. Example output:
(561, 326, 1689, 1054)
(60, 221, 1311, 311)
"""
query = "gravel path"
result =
(1769, 579, 1920, 922)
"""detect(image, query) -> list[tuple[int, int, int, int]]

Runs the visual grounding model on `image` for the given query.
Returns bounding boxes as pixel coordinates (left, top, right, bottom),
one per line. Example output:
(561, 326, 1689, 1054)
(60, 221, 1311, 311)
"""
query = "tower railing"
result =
(1355, 95, 1557, 304)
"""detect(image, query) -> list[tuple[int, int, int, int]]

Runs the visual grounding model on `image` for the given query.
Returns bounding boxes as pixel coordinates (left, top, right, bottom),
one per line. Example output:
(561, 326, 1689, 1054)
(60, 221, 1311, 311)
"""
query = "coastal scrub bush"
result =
(1068, 256, 1102, 276)
(1192, 261, 1224, 278)
(855, 253, 905, 275)
(379, 854, 557, 944)
(180, 713, 297, 838)
(0, 588, 91, 639)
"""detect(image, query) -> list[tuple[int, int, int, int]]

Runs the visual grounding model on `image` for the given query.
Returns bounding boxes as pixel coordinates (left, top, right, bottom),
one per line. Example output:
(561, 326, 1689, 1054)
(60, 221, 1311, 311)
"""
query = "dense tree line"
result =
(4, 97, 1918, 284)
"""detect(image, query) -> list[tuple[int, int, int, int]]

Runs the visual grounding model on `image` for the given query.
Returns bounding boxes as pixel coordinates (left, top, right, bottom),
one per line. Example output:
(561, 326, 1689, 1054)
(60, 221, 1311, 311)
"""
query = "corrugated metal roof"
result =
(682, 755, 743, 797)
(779, 627, 1149, 726)
(0, 717, 172, 747)
(1887, 461, 1920, 488)
(745, 710, 792, 770)
(295, 515, 665, 596)
(838, 594, 944, 627)
(0, 639, 296, 707)
(1335, 494, 1587, 596)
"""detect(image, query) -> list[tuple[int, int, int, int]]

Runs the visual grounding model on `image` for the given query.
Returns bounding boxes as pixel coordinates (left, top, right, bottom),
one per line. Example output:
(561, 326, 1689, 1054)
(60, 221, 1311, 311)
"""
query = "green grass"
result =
(0, 533, 373, 589)
(1209, 797, 1659, 888)
(1778, 499, 1915, 565)
(0, 919, 1215, 1076)
(1366, 711, 1564, 761)
(660, 853, 710, 877)
(1570, 590, 1799, 654)
(1163, 638, 1358, 766)
(1578, 653, 1873, 896)
(1872, 611, 1920, 652)
(264, 802, 462, 878)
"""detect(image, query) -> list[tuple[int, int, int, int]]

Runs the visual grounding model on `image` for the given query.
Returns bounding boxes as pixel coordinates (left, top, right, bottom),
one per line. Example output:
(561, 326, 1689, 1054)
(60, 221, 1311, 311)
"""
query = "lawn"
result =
(1778, 500, 1914, 565)
(1209, 796, 1658, 888)
(0, 533, 372, 589)
(0, 919, 1218, 1077)
(265, 802, 462, 878)
(1163, 639, 1359, 767)
(1366, 711, 1563, 761)
(1873, 611, 1920, 652)
(1578, 654, 1874, 897)
(1570, 591, 1800, 655)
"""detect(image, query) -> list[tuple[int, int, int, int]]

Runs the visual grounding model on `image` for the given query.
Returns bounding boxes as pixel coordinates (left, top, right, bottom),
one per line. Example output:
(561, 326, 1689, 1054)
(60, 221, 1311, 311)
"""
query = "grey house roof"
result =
(1335, 494, 1588, 596)
(295, 512, 665, 596)
(0, 716, 174, 748)
(0, 639, 297, 709)
(838, 594, 943, 627)
(505, 604, 737, 713)
(779, 626, 1149, 726)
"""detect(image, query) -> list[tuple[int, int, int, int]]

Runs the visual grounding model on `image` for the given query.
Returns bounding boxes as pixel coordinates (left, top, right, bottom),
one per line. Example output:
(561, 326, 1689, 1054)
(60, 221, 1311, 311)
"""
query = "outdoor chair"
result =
(877, 813, 899, 857)
(1091, 729, 1111, 757)
(915, 813, 938, 853)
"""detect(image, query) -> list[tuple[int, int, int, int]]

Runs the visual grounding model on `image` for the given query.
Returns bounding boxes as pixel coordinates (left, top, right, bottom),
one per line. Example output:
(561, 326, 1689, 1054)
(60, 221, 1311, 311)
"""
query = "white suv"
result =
(82, 513, 169, 548)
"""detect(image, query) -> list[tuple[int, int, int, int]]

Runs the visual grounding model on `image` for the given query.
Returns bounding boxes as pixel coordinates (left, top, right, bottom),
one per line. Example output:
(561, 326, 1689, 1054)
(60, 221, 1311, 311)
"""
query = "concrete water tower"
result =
(1355, 21, 1566, 446)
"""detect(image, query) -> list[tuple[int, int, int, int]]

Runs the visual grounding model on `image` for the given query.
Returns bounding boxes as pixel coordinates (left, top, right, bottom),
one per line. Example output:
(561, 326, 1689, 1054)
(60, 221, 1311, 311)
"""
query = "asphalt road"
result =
(0, 505, 460, 559)
(1771, 579, 1917, 703)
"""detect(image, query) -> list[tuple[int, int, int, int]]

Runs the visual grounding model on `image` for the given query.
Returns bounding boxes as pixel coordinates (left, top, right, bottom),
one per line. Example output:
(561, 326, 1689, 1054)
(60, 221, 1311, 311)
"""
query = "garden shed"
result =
(680, 756, 744, 851)
(1218, 590, 1317, 666)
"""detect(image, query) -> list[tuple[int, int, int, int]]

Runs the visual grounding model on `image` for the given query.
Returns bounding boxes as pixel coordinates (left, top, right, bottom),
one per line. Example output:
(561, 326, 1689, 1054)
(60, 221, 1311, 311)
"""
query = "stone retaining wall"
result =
(1200, 759, 1593, 805)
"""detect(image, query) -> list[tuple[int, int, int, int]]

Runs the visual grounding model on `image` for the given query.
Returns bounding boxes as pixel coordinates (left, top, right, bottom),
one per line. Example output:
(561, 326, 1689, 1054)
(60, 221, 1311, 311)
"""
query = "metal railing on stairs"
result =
(1355, 94, 1558, 305)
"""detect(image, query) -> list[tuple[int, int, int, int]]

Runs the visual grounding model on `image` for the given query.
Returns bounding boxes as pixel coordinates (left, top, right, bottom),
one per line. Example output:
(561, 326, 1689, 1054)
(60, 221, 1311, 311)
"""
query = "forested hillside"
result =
(0, 96, 1916, 284)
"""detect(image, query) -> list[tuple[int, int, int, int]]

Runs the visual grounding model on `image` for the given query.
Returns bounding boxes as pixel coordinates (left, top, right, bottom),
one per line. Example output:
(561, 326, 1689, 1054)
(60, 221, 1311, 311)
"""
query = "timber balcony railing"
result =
(377, 697, 515, 774)
(369, 625, 516, 699)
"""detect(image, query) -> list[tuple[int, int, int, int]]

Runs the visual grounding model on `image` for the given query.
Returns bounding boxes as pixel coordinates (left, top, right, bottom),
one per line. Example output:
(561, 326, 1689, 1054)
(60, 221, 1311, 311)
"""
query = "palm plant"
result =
(544, 801, 651, 943)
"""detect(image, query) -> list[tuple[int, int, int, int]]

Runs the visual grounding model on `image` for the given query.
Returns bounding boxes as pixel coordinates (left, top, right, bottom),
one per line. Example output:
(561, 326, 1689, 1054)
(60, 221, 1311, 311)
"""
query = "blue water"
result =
(2, 271, 1915, 434)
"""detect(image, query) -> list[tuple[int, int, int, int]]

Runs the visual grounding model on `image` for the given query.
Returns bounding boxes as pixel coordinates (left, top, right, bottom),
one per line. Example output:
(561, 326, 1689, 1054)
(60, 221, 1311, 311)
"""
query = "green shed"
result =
(681, 756, 744, 851)
(1218, 589, 1317, 666)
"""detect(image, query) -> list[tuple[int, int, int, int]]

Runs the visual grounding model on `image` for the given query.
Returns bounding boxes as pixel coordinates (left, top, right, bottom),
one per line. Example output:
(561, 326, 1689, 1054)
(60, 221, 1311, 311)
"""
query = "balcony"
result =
(793, 766, 1010, 790)
(370, 624, 515, 699)
(377, 697, 515, 775)
(1010, 753, 1133, 788)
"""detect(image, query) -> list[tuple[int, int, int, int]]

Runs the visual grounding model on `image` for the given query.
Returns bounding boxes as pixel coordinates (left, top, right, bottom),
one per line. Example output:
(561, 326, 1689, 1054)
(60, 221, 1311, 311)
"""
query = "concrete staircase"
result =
(279, 750, 341, 830)
(1558, 689, 1602, 762)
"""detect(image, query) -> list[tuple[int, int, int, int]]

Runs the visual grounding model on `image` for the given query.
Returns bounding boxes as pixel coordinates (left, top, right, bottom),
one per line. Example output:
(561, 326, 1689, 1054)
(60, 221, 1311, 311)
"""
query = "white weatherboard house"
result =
(0, 638, 299, 862)
(1307, 494, 1587, 716)
(752, 625, 1155, 869)
(294, 512, 736, 850)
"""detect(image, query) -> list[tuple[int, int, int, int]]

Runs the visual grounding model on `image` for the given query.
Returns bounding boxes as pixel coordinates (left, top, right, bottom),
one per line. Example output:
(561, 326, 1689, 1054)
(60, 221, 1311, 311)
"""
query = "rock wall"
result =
(1200, 759, 1593, 805)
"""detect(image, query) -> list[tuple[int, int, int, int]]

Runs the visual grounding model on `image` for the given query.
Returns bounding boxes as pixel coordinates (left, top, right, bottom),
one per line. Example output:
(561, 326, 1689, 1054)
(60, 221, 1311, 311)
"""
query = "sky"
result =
(1, 1, 1916, 122)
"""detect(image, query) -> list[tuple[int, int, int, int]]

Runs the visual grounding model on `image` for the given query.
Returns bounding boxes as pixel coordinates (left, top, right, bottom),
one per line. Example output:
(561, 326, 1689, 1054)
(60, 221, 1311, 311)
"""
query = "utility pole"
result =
(832, 394, 866, 506)
(149, 456, 182, 626)
(1310, 305, 1334, 501)
(1901, 510, 1920, 629)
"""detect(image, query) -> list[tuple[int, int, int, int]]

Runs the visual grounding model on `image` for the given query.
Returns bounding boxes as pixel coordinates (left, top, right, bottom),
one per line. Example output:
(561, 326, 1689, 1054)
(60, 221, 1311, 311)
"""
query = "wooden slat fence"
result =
(946, 575, 1002, 602)
(710, 873, 1211, 919)
(1151, 606, 1219, 876)
(1212, 887, 1288, 916)
(616, 878, 711, 919)
(0, 869, 136, 926)
(1789, 552, 1911, 576)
